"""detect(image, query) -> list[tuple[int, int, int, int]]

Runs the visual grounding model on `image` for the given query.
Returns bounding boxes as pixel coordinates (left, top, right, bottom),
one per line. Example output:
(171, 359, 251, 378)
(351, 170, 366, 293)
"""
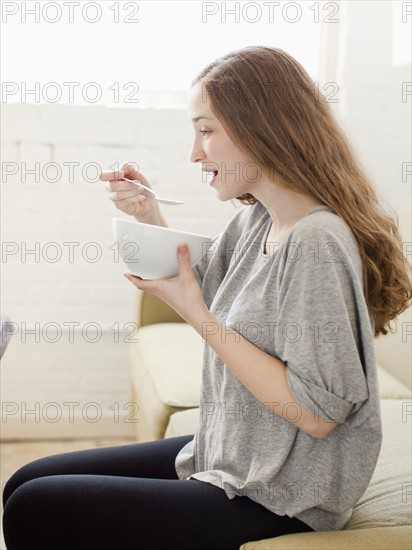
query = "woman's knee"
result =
(4, 475, 143, 550)
(3, 465, 29, 508)
(3, 476, 77, 550)
(2, 455, 52, 508)
(3, 478, 42, 549)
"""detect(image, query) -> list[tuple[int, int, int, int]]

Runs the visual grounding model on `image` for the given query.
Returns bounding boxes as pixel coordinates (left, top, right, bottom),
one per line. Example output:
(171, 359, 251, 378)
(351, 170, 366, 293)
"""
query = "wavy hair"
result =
(192, 46, 411, 337)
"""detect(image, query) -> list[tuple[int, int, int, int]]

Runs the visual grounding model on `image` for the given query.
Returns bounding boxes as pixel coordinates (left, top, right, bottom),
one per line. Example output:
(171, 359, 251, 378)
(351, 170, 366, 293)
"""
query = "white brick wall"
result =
(1, 2, 410, 438)
(0, 103, 238, 438)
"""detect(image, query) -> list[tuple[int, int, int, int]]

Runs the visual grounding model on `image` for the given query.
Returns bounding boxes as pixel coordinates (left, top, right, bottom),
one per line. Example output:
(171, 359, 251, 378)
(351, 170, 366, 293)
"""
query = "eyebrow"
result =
(189, 116, 214, 123)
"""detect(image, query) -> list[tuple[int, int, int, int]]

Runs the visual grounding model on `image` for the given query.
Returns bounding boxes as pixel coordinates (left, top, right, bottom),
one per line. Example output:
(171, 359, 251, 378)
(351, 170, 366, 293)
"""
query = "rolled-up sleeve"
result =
(276, 224, 370, 425)
(285, 366, 357, 423)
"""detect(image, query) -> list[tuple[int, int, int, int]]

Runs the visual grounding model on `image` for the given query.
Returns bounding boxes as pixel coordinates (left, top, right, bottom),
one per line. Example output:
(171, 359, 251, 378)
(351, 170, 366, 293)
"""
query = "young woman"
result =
(3, 46, 411, 550)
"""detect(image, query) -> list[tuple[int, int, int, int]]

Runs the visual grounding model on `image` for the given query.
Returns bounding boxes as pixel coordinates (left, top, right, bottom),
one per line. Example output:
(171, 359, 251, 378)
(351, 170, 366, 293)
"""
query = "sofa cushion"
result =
(128, 323, 204, 440)
(164, 407, 199, 438)
(239, 526, 412, 549)
(131, 322, 203, 407)
(343, 399, 411, 530)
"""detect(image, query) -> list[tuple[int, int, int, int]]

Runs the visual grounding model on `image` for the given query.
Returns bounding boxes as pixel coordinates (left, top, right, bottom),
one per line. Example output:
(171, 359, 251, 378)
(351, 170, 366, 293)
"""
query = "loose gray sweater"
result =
(175, 201, 382, 532)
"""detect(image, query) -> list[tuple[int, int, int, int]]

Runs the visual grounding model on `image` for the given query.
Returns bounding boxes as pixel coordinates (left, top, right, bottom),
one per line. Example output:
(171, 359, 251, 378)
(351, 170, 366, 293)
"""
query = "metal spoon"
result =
(121, 177, 184, 205)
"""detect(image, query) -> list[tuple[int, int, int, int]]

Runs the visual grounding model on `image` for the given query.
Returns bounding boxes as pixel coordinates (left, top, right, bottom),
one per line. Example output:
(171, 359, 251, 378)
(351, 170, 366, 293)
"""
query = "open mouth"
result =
(204, 170, 219, 185)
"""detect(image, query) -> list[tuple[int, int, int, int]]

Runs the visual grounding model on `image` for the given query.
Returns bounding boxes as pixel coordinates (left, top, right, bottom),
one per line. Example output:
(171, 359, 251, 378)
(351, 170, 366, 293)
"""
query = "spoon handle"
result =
(121, 177, 184, 206)
(122, 177, 155, 196)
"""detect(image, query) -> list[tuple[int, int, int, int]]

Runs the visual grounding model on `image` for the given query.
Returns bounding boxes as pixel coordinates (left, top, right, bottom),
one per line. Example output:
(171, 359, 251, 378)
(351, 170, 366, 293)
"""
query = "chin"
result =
(216, 191, 237, 202)
(214, 186, 240, 201)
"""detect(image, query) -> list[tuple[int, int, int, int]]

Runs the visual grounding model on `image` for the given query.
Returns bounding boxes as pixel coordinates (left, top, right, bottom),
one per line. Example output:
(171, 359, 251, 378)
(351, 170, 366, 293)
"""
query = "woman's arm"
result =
(189, 307, 338, 440)
(125, 222, 360, 441)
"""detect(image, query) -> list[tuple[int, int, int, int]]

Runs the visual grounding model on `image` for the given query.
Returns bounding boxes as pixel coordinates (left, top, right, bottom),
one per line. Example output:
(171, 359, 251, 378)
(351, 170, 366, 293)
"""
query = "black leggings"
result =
(2, 434, 314, 550)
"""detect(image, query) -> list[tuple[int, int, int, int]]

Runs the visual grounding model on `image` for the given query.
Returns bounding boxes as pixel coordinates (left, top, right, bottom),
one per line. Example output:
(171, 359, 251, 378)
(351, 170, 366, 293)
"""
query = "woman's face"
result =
(188, 80, 261, 201)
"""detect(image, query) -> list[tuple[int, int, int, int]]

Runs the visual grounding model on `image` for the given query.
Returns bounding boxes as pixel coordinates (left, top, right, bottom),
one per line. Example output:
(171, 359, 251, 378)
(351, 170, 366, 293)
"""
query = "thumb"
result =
(120, 161, 150, 187)
(177, 243, 190, 266)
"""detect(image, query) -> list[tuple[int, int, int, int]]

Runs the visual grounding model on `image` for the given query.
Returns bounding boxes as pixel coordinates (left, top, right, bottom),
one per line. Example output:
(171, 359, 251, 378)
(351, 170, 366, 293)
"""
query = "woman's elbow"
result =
(311, 420, 339, 439)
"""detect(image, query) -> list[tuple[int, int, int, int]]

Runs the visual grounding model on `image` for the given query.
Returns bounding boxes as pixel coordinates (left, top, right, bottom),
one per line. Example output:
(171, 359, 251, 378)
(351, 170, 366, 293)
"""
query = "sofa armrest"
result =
(239, 525, 412, 549)
(137, 290, 185, 327)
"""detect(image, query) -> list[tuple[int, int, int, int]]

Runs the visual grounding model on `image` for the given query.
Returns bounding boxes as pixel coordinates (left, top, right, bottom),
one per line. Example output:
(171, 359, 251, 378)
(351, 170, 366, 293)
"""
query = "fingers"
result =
(99, 162, 152, 219)
(99, 169, 124, 182)
(108, 189, 145, 202)
(123, 272, 158, 290)
(99, 162, 135, 183)
(99, 161, 140, 182)
(119, 161, 151, 187)
(100, 165, 150, 189)
(111, 193, 146, 208)
(105, 180, 140, 192)
(119, 161, 140, 180)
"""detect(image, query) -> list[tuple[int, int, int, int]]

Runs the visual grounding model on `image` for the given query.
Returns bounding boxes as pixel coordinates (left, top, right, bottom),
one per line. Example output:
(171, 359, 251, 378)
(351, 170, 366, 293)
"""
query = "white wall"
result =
(336, 0, 410, 213)
(0, 104, 238, 438)
(1, 0, 411, 438)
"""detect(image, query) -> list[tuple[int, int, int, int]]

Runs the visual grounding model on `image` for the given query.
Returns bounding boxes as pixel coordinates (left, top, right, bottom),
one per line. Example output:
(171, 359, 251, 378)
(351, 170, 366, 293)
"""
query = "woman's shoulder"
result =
(291, 207, 360, 256)
(283, 207, 364, 284)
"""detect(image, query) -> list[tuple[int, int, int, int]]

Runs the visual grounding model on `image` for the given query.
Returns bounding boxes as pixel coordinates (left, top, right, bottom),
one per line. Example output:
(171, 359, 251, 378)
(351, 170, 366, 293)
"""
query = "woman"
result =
(3, 46, 411, 550)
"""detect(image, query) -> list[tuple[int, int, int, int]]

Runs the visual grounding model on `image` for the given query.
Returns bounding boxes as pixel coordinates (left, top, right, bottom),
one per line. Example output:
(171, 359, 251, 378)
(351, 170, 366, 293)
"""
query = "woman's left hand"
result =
(123, 243, 208, 327)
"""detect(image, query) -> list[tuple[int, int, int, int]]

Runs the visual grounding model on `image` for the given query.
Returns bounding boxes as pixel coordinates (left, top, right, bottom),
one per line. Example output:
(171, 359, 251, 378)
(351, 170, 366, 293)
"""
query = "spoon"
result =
(121, 177, 184, 206)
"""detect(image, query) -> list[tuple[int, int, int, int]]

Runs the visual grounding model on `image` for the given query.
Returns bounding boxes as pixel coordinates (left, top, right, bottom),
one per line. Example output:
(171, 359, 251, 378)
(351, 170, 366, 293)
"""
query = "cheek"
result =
(241, 163, 261, 184)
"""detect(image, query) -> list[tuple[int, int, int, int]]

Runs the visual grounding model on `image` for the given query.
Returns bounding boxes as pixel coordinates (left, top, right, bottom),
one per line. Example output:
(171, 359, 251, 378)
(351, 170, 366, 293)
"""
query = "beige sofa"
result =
(128, 200, 412, 549)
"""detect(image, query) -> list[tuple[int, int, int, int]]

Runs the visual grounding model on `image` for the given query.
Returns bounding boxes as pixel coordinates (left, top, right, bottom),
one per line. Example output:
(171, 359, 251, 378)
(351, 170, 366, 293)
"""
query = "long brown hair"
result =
(192, 46, 411, 338)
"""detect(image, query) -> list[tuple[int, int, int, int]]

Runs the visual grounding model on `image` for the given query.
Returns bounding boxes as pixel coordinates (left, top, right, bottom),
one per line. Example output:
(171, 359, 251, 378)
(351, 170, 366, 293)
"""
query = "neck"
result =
(252, 181, 324, 234)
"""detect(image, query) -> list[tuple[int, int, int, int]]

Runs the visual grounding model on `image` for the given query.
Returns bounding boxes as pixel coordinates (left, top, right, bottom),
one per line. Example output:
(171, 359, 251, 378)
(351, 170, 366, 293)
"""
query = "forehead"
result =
(188, 81, 213, 119)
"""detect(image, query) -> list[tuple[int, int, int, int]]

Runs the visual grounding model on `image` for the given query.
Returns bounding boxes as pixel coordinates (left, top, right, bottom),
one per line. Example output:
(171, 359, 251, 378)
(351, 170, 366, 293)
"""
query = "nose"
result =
(189, 138, 206, 164)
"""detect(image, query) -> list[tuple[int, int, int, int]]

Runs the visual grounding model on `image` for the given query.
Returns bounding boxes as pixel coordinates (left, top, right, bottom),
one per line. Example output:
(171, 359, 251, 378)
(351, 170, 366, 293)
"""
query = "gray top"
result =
(175, 201, 382, 531)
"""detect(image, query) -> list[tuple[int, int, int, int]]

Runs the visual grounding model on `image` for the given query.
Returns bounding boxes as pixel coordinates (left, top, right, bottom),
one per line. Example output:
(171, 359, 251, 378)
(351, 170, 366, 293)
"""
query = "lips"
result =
(203, 169, 219, 185)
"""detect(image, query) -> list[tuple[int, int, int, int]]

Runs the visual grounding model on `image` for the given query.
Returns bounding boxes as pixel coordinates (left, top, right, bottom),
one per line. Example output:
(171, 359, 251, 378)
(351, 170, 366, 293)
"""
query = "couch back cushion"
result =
(344, 399, 411, 530)
(376, 363, 411, 399)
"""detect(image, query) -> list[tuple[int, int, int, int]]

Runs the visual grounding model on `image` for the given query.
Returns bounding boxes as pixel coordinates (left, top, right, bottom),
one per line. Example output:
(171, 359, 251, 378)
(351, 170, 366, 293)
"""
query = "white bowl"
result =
(112, 218, 212, 279)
